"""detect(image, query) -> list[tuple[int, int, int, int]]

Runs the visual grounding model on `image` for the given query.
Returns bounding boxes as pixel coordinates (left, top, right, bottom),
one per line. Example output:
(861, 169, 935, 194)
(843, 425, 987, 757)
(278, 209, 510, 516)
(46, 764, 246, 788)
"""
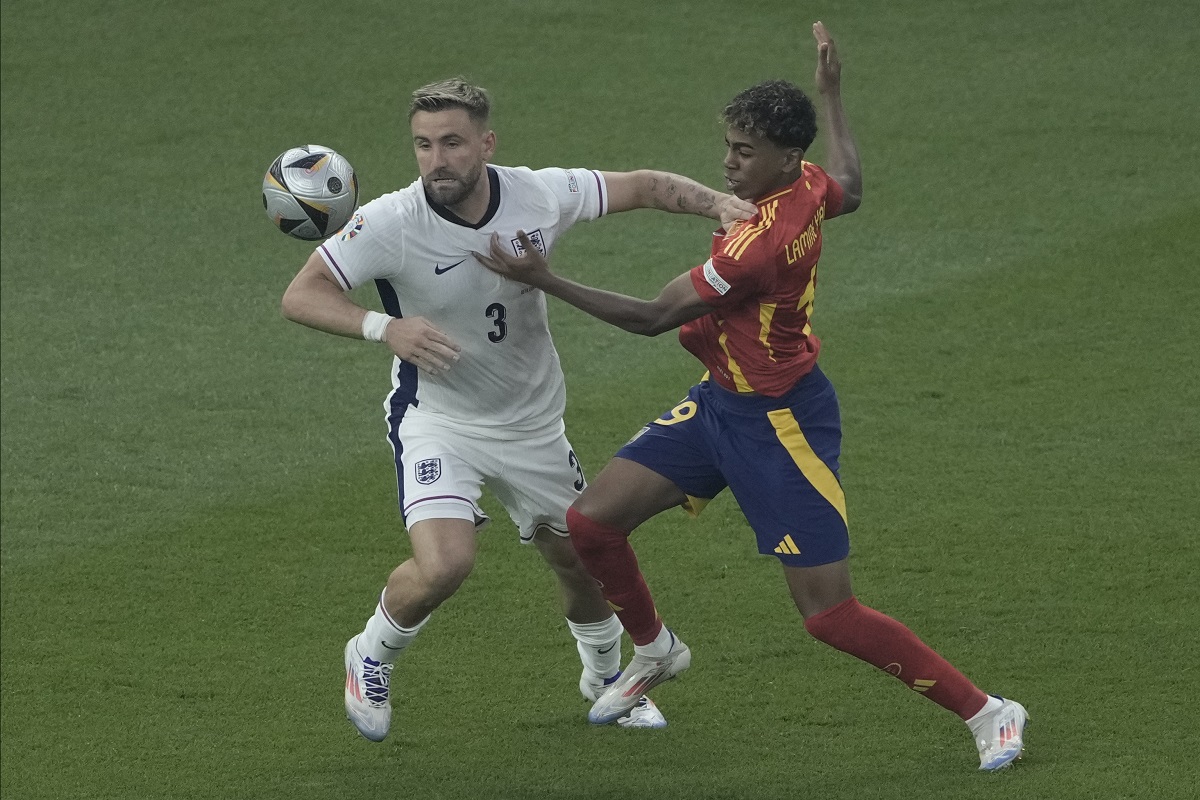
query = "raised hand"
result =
(813, 21, 842, 95)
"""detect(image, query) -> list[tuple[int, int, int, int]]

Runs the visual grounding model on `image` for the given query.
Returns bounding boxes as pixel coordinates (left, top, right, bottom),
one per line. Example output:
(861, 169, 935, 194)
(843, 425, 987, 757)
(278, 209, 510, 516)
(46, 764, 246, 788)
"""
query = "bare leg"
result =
(532, 525, 612, 623)
(782, 558, 853, 618)
(382, 517, 478, 627)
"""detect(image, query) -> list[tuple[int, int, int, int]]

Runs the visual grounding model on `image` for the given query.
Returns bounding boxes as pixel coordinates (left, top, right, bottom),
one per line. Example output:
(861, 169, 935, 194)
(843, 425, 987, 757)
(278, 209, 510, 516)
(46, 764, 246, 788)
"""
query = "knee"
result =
(566, 506, 625, 561)
(802, 596, 858, 644)
(569, 490, 608, 527)
(419, 552, 475, 600)
(534, 528, 587, 575)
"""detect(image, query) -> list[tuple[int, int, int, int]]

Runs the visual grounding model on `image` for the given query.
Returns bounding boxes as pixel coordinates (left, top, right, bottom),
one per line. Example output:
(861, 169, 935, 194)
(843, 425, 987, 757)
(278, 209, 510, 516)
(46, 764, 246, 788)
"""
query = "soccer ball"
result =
(262, 145, 359, 240)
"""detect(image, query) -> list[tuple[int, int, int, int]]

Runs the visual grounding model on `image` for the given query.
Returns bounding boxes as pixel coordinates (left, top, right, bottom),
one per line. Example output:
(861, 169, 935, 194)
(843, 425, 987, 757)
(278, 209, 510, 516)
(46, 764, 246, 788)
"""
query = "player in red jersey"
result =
(476, 23, 1028, 770)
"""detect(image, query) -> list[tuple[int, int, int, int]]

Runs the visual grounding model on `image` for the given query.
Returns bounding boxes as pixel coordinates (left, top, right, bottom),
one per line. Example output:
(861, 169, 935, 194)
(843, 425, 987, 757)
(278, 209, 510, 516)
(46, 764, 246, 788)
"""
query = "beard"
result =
(423, 162, 484, 208)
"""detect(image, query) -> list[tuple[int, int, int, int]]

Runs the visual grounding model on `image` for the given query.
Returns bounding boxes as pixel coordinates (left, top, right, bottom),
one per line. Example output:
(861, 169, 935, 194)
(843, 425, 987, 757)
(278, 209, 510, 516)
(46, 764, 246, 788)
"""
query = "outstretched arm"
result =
(813, 22, 862, 216)
(281, 251, 461, 374)
(602, 169, 756, 229)
(474, 231, 712, 337)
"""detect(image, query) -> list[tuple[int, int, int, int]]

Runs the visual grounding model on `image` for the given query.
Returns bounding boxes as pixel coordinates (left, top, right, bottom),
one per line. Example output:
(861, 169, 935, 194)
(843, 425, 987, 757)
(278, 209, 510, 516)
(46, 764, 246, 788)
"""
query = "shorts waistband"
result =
(703, 364, 827, 414)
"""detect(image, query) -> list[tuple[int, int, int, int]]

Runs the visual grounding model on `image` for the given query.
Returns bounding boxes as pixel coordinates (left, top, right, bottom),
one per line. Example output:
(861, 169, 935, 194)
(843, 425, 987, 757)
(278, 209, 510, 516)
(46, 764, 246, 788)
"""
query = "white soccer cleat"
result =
(588, 631, 691, 725)
(581, 670, 668, 729)
(971, 696, 1029, 770)
(344, 635, 393, 742)
(616, 696, 668, 729)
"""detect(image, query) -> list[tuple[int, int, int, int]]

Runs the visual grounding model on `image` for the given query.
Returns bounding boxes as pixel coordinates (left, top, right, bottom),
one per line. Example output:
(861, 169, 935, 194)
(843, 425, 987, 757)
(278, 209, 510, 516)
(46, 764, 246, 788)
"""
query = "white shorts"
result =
(390, 409, 587, 543)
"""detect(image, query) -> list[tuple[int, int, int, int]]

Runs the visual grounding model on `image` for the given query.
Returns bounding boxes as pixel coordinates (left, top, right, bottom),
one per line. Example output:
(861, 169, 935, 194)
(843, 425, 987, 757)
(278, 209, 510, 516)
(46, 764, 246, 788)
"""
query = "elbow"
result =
(280, 289, 302, 323)
(640, 320, 675, 337)
(840, 189, 863, 215)
(626, 314, 675, 338)
(836, 176, 863, 215)
(830, 169, 862, 215)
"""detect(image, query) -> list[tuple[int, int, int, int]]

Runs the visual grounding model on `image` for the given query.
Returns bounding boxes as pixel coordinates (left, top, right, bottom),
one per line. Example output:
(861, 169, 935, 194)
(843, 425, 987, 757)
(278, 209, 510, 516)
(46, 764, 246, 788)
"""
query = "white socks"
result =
(966, 695, 1004, 731)
(633, 624, 676, 658)
(359, 592, 430, 664)
(568, 615, 624, 680)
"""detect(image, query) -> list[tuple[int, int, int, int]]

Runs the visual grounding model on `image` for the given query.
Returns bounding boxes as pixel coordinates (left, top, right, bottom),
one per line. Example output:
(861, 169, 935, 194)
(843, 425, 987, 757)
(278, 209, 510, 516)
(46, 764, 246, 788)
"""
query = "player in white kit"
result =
(280, 78, 754, 741)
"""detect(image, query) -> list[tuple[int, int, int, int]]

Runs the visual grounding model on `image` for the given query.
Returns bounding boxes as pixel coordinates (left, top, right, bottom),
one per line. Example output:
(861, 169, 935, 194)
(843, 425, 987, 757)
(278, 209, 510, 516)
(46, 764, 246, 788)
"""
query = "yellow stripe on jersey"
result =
(796, 266, 817, 337)
(757, 187, 793, 205)
(796, 268, 816, 309)
(726, 200, 775, 252)
(758, 303, 778, 362)
(723, 216, 765, 260)
(724, 199, 781, 261)
(717, 332, 753, 392)
(766, 408, 848, 526)
(728, 201, 777, 260)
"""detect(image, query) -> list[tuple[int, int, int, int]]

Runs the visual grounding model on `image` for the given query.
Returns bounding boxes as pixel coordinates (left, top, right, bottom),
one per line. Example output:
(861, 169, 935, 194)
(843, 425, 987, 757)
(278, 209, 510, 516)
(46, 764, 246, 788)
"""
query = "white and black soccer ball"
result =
(262, 145, 359, 240)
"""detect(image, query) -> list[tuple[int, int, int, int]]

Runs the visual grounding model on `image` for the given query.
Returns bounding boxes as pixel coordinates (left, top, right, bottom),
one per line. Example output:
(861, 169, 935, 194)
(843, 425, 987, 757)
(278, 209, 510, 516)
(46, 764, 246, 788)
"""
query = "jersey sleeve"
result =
(803, 161, 844, 218)
(532, 167, 608, 228)
(688, 219, 774, 308)
(315, 198, 402, 291)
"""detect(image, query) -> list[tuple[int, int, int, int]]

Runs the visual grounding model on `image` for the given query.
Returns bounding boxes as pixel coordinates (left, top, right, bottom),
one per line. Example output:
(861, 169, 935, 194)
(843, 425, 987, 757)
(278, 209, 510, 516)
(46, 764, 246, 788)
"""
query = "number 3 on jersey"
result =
(485, 303, 507, 342)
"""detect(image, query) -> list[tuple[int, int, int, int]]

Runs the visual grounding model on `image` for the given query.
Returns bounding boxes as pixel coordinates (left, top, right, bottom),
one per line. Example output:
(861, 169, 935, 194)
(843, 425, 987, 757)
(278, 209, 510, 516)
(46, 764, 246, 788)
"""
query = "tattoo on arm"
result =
(643, 173, 719, 215)
(668, 176, 714, 213)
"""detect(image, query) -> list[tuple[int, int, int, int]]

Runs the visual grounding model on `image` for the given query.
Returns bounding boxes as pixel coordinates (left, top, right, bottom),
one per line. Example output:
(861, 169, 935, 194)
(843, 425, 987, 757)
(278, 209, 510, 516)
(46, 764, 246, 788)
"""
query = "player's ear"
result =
(781, 147, 804, 173)
(482, 129, 497, 162)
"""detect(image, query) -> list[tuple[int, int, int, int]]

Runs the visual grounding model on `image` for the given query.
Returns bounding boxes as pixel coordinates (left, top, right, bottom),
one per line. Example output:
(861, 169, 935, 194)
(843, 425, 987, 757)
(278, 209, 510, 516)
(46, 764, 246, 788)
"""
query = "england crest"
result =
(415, 458, 442, 485)
(512, 228, 546, 257)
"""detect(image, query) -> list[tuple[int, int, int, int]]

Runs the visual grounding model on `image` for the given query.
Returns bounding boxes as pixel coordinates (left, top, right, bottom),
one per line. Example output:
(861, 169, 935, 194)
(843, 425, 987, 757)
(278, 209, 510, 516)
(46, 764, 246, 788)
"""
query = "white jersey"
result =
(318, 165, 608, 435)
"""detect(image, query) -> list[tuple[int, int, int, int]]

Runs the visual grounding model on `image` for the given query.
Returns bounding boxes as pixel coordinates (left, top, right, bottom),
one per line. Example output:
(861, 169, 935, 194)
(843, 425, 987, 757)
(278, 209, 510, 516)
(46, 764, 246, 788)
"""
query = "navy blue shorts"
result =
(615, 364, 849, 567)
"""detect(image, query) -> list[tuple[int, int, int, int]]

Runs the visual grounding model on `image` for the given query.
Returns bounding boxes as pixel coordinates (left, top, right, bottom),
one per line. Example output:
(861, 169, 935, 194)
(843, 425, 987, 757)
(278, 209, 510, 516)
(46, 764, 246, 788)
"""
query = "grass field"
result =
(3, 1, 1198, 798)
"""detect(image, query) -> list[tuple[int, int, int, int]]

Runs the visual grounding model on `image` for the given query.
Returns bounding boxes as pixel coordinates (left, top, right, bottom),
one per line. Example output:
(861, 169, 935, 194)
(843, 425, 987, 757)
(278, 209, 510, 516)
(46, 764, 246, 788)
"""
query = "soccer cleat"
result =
(344, 635, 394, 742)
(616, 696, 668, 729)
(582, 670, 667, 728)
(588, 631, 691, 725)
(971, 696, 1029, 770)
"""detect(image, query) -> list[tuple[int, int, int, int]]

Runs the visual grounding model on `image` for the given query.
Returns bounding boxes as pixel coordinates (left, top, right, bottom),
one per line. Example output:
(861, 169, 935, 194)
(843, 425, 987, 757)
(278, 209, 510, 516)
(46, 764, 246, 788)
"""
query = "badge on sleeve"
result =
(339, 212, 365, 241)
(702, 258, 731, 296)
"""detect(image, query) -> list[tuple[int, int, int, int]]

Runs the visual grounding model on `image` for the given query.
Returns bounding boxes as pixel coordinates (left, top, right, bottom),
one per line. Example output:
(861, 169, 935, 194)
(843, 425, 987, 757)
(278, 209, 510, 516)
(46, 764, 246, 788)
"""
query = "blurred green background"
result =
(3, 1, 1198, 798)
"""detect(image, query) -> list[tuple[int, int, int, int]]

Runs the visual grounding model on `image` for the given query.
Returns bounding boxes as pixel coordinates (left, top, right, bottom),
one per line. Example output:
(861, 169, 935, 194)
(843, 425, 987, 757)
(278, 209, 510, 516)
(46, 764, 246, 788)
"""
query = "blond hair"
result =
(408, 78, 491, 123)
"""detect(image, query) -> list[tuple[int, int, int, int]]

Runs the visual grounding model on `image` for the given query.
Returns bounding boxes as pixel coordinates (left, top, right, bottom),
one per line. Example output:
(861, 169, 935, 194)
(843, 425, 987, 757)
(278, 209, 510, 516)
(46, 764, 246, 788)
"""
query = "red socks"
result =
(804, 596, 988, 720)
(568, 507, 988, 720)
(566, 507, 663, 645)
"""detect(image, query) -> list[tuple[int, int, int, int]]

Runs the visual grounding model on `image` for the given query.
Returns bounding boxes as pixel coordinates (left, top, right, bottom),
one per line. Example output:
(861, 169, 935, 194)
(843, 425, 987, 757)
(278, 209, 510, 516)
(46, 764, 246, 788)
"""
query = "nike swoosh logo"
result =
(597, 643, 616, 654)
(380, 642, 404, 650)
(434, 259, 466, 275)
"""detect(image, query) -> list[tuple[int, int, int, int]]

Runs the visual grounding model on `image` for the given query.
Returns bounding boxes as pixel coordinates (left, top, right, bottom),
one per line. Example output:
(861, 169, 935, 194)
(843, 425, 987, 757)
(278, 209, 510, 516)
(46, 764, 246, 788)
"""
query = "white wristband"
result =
(361, 311, 394, 342)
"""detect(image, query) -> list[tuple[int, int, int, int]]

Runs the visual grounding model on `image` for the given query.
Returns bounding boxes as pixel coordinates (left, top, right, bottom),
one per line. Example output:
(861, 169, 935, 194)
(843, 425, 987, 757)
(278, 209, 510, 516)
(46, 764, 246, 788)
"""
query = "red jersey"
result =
(680, 163, 843, 397)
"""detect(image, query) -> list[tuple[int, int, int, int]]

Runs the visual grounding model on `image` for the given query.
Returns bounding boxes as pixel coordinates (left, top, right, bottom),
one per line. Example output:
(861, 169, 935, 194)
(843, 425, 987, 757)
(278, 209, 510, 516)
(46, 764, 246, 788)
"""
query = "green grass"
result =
(3, 1, 1198, 798)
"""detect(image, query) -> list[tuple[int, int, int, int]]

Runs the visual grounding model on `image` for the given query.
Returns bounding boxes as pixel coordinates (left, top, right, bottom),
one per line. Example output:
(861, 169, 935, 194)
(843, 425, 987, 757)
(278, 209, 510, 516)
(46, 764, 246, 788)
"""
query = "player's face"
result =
(722, 127, 801, 201)
(411, 108, 496, 210)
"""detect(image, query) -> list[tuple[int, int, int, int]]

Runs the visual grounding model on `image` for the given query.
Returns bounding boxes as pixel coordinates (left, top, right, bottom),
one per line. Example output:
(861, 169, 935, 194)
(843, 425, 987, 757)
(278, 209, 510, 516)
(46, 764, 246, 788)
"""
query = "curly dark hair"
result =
(721, 80, 817, 150)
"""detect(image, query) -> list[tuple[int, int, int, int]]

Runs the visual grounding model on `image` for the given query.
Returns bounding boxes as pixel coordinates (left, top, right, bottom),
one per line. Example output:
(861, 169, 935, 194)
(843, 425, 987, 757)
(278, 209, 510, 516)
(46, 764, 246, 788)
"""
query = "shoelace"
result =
(359, 658, 394, 707)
